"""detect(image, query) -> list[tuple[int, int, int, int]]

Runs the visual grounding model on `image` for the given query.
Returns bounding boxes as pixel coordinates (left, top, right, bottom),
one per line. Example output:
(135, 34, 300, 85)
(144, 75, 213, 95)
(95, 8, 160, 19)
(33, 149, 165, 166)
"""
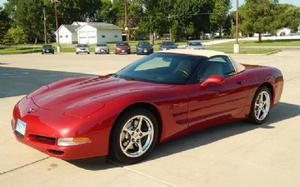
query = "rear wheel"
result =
(248, 86, 272, 124)
(110, 108, 159, 164)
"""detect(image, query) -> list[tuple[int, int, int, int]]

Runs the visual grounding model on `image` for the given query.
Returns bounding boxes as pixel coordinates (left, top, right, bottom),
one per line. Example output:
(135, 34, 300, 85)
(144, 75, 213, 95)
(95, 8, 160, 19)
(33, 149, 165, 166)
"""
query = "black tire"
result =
(110, 108, 159, 164)
(248, 86, 272, 124)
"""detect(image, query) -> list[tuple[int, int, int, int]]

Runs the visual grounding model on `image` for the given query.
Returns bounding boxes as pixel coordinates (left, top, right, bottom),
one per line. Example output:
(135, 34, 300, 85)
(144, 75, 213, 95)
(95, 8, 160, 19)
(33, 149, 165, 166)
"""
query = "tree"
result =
(3, 26, 27, 44)
(0, 6, 10, 43)
(272, 4, 300, 32)
(57, 0, 102, 23)
(4, 0, 103, 43)
(4, 0, 46, 43)
(95, 0, 119, 23)
(138, 0, 170, 43)
(210, 0, 231, 37)
(240, 0, 278, 42)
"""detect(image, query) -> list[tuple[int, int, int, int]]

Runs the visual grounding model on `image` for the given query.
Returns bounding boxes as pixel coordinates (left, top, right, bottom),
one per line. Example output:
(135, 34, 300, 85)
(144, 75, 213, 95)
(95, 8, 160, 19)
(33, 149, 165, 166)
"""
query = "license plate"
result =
(16, 119, 27, 136)
(144, 49, 147, 53)
(46, 50, 49, 52)
(121, 50, 125, 53)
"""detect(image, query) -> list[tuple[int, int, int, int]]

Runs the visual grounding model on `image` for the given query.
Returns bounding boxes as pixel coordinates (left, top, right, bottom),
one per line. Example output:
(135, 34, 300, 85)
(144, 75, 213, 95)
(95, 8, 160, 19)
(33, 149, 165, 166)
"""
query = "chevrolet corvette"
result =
(12, 49, 283, 164)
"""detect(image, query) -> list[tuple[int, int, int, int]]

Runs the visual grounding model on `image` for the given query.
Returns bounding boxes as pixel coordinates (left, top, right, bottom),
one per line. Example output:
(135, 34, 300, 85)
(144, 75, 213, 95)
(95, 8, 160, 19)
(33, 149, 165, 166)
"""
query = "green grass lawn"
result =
(212, 39, 300, 47)
(206, 47, 280, 55)
(0, 46, 41, 54)
(1, 39, 290, 55)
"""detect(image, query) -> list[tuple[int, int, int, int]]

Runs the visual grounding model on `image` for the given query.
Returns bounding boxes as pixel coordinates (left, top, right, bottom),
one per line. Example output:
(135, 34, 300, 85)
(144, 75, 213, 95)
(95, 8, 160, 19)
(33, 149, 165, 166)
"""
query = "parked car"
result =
(186, 40, 204, 50)
(159, 41, 177, 50)
(41, 45, 54, 54)
(12, 49, 283, 164)
(136, 41, 153, 55)
(76, 44, 90, 54)
(115, 42, 131, 54)
(95, 43, 110, 54)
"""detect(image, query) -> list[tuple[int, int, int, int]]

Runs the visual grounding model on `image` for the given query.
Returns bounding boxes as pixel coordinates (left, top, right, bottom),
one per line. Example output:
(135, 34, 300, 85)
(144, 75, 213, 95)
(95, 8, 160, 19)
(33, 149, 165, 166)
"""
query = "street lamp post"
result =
(124, 0, 129, 41)
(234, 0, 240, 54)
(43, 7, 47, 44)
(52, 0, 61, 52)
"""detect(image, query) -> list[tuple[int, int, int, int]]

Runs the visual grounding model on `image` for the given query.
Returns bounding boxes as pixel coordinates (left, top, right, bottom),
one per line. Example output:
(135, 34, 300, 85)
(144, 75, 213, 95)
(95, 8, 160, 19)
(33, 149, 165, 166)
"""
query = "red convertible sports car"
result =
(12, 49, 283, 164)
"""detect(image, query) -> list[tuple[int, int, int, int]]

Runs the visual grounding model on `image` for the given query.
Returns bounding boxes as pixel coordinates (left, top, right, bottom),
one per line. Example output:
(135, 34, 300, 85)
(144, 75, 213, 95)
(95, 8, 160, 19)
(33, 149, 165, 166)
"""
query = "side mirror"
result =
(201, 75, 225, 87)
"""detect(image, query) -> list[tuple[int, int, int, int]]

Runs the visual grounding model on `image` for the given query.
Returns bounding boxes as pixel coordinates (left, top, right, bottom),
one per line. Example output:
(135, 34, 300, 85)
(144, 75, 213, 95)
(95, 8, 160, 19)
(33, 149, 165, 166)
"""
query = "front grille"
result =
(48, 149, 64, 155)
(29, 135, 56, 145)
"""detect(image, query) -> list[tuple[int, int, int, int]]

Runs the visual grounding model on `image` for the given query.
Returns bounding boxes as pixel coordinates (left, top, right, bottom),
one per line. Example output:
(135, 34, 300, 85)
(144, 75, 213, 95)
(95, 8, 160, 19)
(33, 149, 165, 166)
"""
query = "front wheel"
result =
(248, 86, 272, 124)
(110, 108, 159, 164)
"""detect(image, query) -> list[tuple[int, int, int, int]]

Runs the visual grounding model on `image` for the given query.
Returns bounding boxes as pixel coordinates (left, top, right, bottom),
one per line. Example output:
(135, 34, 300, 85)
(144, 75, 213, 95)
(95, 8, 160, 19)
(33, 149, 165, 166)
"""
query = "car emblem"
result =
(28, 107, 35, 113)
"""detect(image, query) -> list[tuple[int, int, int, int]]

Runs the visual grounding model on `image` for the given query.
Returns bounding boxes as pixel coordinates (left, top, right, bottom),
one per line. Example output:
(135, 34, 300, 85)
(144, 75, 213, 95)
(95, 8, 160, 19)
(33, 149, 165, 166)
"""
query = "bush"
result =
(3, 26, 27, 45)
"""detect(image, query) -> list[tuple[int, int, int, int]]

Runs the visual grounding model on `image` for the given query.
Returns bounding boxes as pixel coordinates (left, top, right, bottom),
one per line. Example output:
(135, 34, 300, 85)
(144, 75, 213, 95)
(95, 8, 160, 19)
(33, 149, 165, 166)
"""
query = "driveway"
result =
(0, 51, 300, 186)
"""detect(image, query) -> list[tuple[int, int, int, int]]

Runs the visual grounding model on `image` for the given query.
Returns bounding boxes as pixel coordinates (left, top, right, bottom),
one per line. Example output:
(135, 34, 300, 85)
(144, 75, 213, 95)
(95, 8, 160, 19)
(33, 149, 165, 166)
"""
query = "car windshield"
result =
(78, 44, 88, 47)
(117, 43, 129, 46)
(43, 45, 52, 49)
(138, 42, 150, 47)
(162, 42, 175, 46)
(97, 44, 107, 47)
(188, 42, 202, 46)
(116, 53, 203, 84)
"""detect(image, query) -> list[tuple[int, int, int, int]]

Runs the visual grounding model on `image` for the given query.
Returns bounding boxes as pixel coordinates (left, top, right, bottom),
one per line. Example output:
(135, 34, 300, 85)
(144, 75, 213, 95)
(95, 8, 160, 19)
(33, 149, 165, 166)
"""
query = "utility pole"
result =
(43, 7, 47, 44)
(52, 0, 61, 52)
(124, 0, 129, 41)
(234, 0, 240, 54)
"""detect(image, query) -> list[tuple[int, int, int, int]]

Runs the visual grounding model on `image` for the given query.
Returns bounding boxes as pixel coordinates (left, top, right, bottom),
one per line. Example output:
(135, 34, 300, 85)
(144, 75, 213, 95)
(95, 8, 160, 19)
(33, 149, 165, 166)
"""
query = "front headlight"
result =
(57, 137, 91, 146)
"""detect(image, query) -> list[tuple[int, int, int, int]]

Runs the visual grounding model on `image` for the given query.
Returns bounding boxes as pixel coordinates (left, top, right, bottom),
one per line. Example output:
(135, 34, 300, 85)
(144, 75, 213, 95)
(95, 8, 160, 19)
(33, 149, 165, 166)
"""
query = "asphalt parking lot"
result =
(1, 50, 300, 187)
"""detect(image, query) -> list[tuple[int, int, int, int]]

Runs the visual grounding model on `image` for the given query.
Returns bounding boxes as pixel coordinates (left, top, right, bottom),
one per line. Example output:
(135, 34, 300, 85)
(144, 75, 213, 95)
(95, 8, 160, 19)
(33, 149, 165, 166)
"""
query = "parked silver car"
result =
(186, 40, 204, 50)
(76, 44, 90, 54)
(95, 43, 110, 54)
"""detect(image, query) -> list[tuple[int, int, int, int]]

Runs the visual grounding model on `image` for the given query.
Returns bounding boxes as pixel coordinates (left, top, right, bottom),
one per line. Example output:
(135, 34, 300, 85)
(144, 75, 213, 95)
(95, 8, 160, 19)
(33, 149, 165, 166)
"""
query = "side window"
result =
(198, 56, 236, 82)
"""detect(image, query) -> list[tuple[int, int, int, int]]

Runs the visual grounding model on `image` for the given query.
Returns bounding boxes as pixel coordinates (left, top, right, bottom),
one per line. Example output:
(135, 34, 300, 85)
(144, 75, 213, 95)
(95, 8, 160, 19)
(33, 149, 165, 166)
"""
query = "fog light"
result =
(57, 137, 91, 146)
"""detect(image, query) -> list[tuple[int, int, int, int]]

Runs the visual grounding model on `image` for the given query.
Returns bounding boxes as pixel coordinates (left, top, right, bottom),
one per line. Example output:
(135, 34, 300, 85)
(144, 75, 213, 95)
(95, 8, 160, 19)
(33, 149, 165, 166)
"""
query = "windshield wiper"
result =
(109, 73, 119, 78)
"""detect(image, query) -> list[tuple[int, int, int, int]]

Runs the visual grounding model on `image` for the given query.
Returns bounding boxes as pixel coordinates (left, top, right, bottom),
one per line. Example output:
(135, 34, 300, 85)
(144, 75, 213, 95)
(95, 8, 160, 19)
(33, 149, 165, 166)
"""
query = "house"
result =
(76, 22, 122, 44)
(56, 22, 122, 44)
(276, 28, 291, 36)
(55, 23, 81, 44)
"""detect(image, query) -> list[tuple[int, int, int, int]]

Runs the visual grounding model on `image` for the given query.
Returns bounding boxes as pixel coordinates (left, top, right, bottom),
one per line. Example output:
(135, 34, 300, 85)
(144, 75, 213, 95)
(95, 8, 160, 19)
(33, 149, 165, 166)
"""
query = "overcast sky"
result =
(0, 0, 299, 9)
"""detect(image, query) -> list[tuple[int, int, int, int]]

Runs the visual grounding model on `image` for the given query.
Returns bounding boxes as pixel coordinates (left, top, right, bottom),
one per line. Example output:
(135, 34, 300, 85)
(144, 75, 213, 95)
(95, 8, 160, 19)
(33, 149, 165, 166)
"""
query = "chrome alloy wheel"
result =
(119, 115, 154, 158)
(254, 91, 271, 121)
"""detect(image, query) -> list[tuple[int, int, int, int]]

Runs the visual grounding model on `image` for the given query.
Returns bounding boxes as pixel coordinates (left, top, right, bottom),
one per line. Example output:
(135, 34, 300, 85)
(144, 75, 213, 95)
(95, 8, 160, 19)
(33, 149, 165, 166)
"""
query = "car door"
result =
(187, 56, 246, 131)
(213, 56, 250, 119)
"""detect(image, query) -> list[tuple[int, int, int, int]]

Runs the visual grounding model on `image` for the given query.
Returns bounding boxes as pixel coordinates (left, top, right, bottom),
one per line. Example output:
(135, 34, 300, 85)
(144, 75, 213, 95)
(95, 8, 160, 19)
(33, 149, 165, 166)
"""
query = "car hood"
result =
(138, 46, 151, 49)
(30, 76, 168, 118)
(161, 45, 177, 49)
(96, 46, 108, 49)
(117, 46, 130, 49)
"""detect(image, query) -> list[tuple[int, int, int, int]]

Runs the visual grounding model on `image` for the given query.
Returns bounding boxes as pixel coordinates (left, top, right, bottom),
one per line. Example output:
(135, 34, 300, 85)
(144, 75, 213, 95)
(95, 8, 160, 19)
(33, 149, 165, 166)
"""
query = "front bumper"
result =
(76, 49, 89, 53)
(115, 48, 130, 54)
(11, 98, 109, 160)
(137, 48, 153, 55)
(95, 48, 109, 54)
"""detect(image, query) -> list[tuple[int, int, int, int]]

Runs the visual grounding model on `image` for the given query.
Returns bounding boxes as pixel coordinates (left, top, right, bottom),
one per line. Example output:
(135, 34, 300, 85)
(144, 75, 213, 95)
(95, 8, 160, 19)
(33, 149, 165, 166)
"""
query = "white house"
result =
(55, 23, 81, 44)
(56, 22, 122, 44)
(277, 28, 292, 36)
(76, 22, 122, 44)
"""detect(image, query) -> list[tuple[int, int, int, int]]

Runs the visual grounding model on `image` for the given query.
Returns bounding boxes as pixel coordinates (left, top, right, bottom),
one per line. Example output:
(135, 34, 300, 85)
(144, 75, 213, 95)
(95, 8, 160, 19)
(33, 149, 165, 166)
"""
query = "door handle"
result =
(236, 80, 244, 85)
(217, 92, 227, 97)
